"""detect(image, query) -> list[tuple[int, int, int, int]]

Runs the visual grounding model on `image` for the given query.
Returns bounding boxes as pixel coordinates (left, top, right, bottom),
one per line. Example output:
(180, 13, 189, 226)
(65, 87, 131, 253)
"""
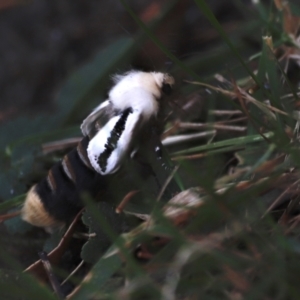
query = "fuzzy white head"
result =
(109, 71, 174, 120)
(83, 70, 175, 175)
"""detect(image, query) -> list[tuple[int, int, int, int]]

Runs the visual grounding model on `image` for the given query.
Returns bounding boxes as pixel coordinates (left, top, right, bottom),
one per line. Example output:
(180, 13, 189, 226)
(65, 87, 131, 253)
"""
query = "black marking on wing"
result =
(98, 107, 133, 172)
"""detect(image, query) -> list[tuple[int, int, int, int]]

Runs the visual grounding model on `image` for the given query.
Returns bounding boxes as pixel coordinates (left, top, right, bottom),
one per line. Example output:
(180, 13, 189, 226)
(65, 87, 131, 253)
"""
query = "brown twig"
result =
(25, 209, 84, 282)
(39, 251, 65, 299)
(262, 178, 300, 218)
(116, 190, 140, 214)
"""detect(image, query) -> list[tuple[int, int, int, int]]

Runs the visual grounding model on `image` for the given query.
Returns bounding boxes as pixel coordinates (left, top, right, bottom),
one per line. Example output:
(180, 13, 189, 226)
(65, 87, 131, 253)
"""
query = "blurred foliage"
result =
(2, 0, 300, 299)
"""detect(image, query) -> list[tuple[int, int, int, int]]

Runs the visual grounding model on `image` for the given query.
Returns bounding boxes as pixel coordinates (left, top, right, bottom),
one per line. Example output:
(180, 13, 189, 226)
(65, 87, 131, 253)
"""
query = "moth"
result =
(21, 70, 175, 228)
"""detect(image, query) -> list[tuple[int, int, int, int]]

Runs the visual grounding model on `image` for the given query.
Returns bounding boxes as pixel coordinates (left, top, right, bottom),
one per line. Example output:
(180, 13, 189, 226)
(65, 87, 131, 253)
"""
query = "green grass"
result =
(2, 0, 300, 299)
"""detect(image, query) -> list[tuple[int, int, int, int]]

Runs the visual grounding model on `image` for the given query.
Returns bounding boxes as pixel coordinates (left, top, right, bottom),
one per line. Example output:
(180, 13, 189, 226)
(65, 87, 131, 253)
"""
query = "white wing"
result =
(87, 110, 142, 175)
(81, 100, 111, 137)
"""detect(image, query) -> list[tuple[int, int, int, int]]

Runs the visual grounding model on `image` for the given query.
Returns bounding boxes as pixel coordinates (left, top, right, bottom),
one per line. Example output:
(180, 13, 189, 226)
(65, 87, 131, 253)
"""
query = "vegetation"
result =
(1, 0, 300, 299)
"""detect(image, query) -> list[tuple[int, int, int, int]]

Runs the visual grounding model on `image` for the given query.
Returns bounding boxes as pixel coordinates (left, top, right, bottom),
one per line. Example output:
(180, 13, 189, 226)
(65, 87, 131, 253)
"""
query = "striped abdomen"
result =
(22, 136, 107, 228)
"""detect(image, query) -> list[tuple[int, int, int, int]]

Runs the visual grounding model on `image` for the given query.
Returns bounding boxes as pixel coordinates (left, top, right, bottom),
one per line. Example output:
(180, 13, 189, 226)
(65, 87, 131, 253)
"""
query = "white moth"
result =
(81, 70, 175, 175)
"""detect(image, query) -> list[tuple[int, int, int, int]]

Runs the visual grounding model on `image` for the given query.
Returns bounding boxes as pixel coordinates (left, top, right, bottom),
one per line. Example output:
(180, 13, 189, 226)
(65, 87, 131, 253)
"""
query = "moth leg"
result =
(155, 143, 174, 172)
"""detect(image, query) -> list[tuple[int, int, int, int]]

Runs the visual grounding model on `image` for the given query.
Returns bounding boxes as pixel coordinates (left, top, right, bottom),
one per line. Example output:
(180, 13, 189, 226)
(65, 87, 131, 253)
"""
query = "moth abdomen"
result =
(22, 185, 63, 228)
(22, 137, 104, 228)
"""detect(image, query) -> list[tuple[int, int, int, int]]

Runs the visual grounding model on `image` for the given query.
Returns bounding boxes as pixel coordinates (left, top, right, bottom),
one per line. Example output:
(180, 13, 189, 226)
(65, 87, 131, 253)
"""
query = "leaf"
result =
(0, 269, 55, 300)
(4, 214, 32, 234)
(172, 132, 274, 156)
(235, 144, 272, 167)
(69, 249, 123, 300)
(81, 202, 128, 264)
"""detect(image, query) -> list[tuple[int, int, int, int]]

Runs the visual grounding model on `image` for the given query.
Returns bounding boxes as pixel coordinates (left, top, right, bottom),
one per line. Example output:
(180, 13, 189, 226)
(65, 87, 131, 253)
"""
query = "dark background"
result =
(0, 0, 251, 121)
(0, 0, 271, 270)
